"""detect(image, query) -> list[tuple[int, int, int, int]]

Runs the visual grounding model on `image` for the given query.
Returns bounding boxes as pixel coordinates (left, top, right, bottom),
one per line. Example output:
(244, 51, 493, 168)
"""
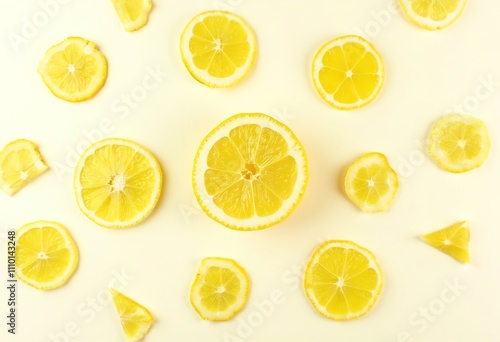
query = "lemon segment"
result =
(312, 35, 384, 110)
(111, 289, 154, 342)
(344, 152, 399, 213)
(190, 257, 250, 321)
(193, 113, 308, 230)
(15, 221, 79, 290)
(304, 240, 384, 320)
(74, 138, 162, 228)
(111, 0, 152, 32)
(180, 10, 257, 87)
(0, 139, 48, 196)
(427, 114, 490, 173)
(422, 221, 470, 263)
(399, 0, 467, 30)
(38, 37, 107, 102)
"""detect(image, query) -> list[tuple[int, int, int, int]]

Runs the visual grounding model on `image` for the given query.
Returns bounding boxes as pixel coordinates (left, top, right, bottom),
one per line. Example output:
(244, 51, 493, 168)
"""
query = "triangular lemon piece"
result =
(422, 221, 470, 263)
(111, 289, 154, 342)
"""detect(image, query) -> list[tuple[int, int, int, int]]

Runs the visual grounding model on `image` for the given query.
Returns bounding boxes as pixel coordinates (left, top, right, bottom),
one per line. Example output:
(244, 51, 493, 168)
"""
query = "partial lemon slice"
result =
(38, 37, 107, 102)
(192, 113, 308, 231)
(312, 35, 384, 110)
(111, 0, 152, 32)
(190, 257, 250, 321)
(111, 289, 154, 342)
(400, 0, 467, 30)
(304, 240, 384, 321)
(427, 114, 490, 173)
(15, 221, 79, 290)
(344, 152, 399, 213)
(74, 138, 162, 228)
(422, 221, 470, 263)
(180, 10, 257, 88)
(0, 139, 48, 196)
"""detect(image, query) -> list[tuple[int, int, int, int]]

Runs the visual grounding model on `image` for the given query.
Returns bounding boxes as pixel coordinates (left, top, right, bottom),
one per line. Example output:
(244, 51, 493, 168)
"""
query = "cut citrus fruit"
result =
(312, 35, 384, 110)
(180, 10, 257, 88)
(422, 221, 470, 263)
(74, 138, 162, 228)
(399, 0, 467, 30)
(111, 0, 152, 32)
(111, 288, 154, 342)
(38, 37, 107, 102)
(0, 139, 48, 196)
(15, 221, 79, 290)
(427, 114, 490, 173)
(190, 257, 250, 321)
(344, 152, 399, 213)
(192, 113, 308, 231)
(304, 240, 384, 321)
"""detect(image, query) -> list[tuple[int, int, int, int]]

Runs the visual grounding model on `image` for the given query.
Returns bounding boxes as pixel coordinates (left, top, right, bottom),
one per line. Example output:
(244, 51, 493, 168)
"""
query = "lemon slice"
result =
(74, 138, 162, 228)
(422, 221, 470, 263)
(38, 37, 107, 102)
(15, 221, 79, 290)
(111, 0, 152, 32)
(427, 114, 490, 173)
(190, 257, 250, 321)
(312, 35, 385, 110)
(180, 10, 257, 88)
(192, 113, 308, 231)
(111, 289, 154, 342)
(399, 0, 467, 30)
(0, 139, 48, 196)
(304, 240, 384, 321)
(344, 152, 399, 213)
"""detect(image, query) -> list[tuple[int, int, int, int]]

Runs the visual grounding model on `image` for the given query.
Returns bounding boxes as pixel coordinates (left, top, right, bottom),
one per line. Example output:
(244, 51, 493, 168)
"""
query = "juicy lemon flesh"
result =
(111, 289, 154, 342)
(111, 0, 152, 31)
(351, 165, 390, 205)
(204, 124, 297, 219)
(318, 41, 381, 106)
(78, 143, 159, 225)
(199, 266, 241, 313)
(422, 221, 470, 263)
(189, 15, 250, 78)
(0, 140, 48, 195)
(411, 0, 460, 21)
(438, 122, 482, 163)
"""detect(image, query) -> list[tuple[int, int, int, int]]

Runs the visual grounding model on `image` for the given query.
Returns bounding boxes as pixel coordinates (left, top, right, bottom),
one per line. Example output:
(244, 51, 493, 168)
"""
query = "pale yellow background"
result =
(1, 1, 500, 341)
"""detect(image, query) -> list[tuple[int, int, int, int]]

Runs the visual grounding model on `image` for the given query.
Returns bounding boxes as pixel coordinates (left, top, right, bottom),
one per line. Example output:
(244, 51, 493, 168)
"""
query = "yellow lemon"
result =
(111, 289, 154, 342)
(422, 221, 470, 263)
(111, 0, 152, 32)
(400, 0, 467, 30)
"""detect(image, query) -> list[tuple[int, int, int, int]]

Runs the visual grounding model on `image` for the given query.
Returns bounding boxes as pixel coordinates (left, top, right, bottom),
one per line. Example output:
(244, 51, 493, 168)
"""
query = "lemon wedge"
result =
(111, 0, 152, 32)
(422, 221, 470, 263)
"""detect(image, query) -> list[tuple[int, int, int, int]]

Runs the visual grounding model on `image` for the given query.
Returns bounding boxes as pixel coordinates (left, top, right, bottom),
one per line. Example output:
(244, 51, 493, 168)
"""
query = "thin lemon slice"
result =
(344, 152, 399, 213)
(422, 221, 470, 263)
(312, 35, 384, 110)
(400, 0, 467, 30)
(180, 10, 257, 88)
(15, 221, 79, 290)
(38, 37, 107, 102)
(427, 114, 490, 173)
(111, 0, 152, 32)
(304, 240, 384, 321)
(74, 138, 162, 228)
(192, 113, 308, 231)
(111, 289, 154, 342)
(0, 139, 48, 196)
(190, 257, 250, 321)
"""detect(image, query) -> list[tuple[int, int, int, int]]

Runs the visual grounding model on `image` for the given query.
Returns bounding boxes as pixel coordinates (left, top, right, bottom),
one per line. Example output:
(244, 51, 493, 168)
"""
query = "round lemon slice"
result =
(190, 257, 250, 321)
(399, 0, 467, 30)
(38, 37, 108, 102)
(180, 10, 257, 88)
(192, 113, 308, 231)
(426, 114, 490, 173)
(304, 240, 384, 321)
(344, 152, 399, 213)
(15, 221, 79, 290)
(74, 138, 163, 228)
(312, 35, 385, 110)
